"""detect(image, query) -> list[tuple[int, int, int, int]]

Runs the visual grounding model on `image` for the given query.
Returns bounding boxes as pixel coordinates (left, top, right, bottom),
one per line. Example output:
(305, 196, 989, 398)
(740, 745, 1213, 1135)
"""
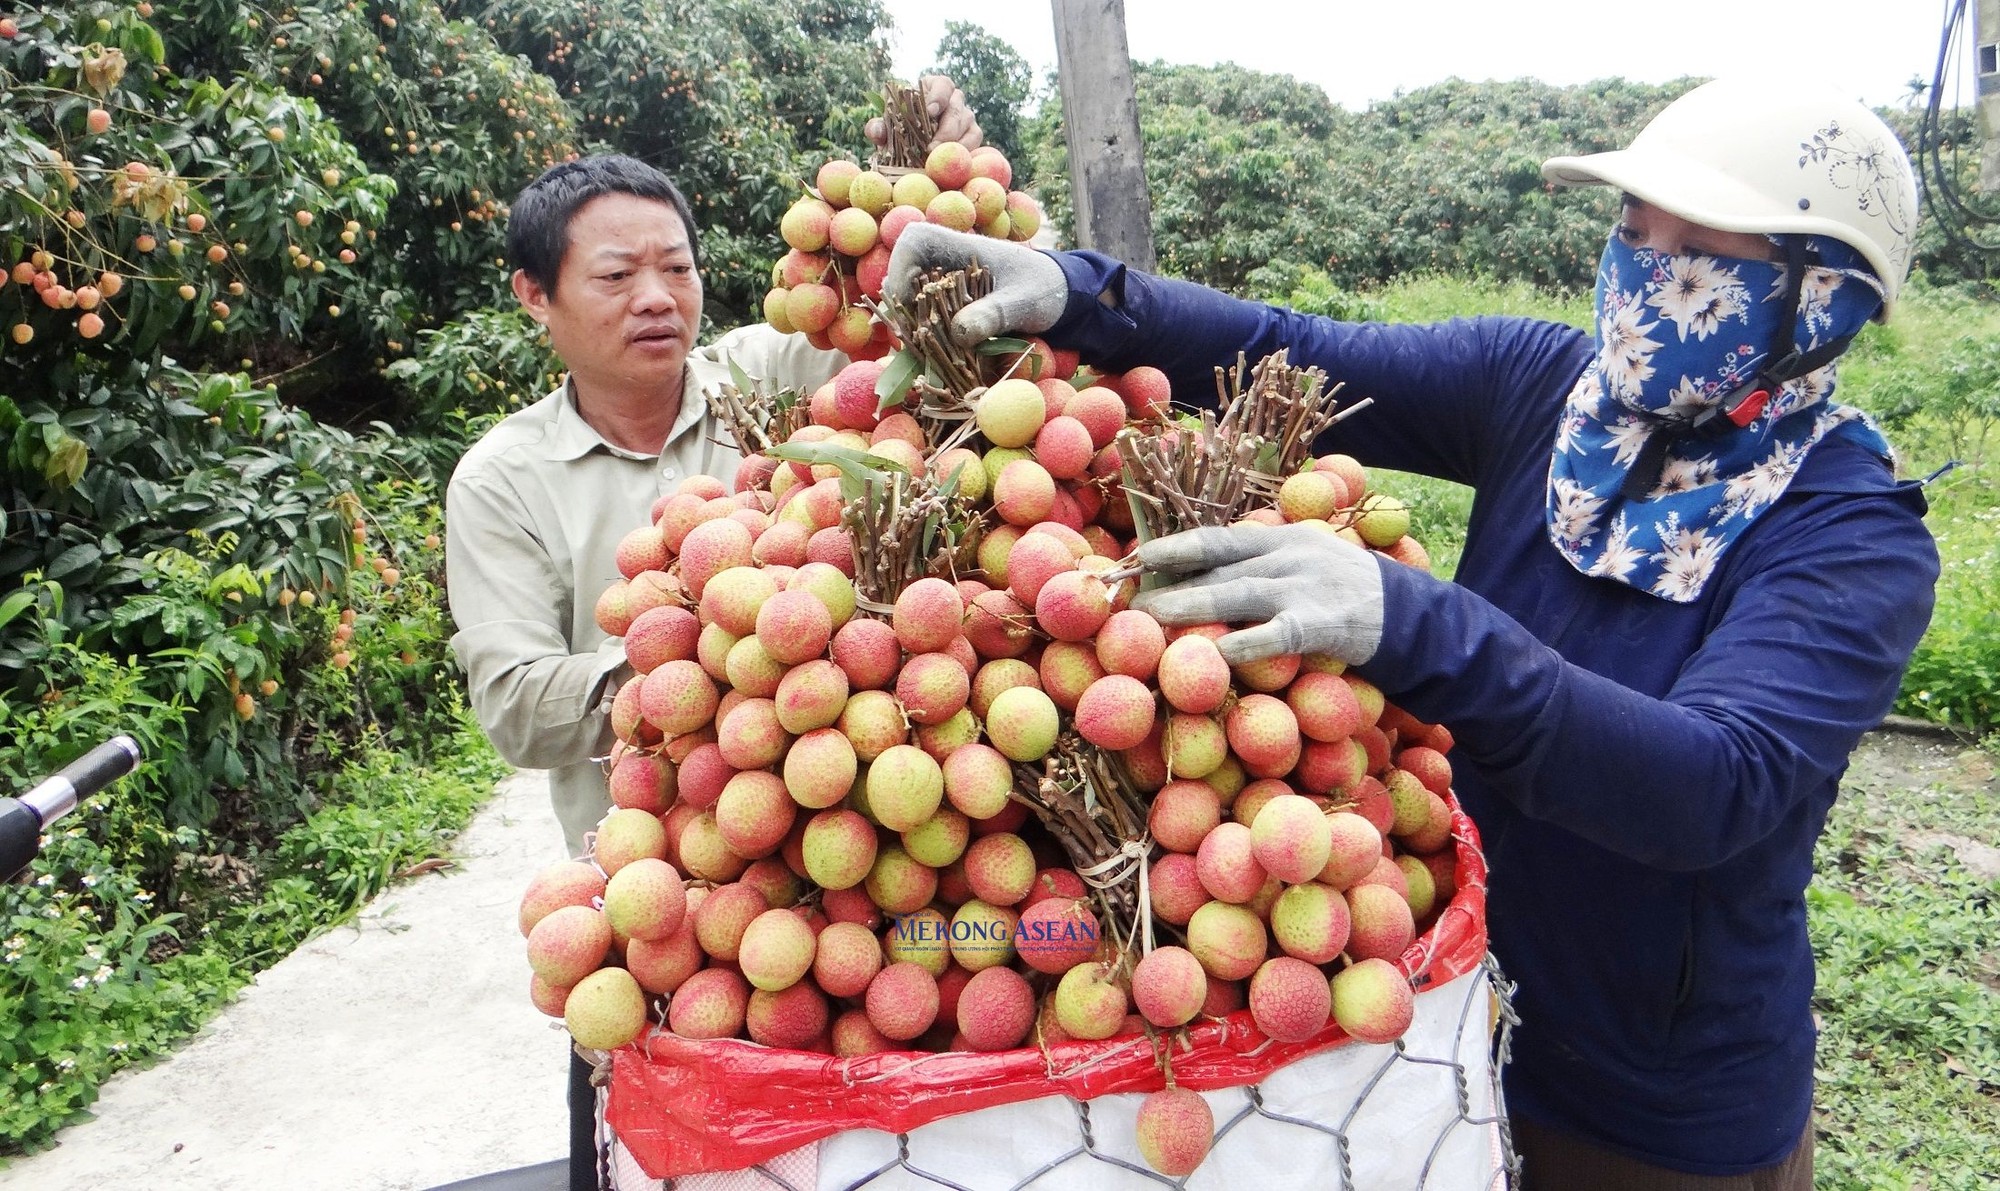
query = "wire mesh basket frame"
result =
(596, 955, 1521, 1191)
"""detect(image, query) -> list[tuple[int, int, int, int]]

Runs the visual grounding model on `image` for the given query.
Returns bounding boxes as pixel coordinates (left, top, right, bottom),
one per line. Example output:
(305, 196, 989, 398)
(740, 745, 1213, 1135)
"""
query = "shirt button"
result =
(662, 467, 677, 480)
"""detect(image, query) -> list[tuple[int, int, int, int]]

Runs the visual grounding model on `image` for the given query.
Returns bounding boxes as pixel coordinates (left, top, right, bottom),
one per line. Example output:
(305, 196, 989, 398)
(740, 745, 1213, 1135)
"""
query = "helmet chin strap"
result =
(1618, 236, 1861, 500)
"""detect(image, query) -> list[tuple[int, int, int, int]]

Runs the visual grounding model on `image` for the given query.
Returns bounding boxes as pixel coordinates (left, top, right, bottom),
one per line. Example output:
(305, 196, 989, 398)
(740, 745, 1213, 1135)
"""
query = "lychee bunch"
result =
(528, 336, 1470, 1181)
(763, 138, 1044, 359)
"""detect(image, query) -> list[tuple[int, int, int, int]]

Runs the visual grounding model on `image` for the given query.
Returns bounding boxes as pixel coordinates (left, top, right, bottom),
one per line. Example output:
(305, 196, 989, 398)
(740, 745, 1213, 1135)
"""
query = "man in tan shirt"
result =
(445, 156, 842, 853)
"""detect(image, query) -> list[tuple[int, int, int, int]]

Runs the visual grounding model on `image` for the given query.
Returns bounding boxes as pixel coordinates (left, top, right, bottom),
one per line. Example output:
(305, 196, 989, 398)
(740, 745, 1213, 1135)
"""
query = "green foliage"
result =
(1831, 286, 2000, 733)
(1811, 746, 2000, 1189)
(1894, 501, 2000, 733)
(0, 2, 393, 368)
(145, 0, 581, 350)
(384, 305, 562, 432)
(0, 0, 901, 1158)
(1026, 72, 1692, 295)
(929, 21, 1032, 164)
(459, 0, 889, 329)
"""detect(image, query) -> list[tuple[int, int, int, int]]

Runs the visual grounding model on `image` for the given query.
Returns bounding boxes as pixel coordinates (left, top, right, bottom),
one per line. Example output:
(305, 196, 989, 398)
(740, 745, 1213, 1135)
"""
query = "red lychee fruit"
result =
(667, 967, 750, 1040)
(1195, 821, 1269, 904)
(1095, 609, 1166, 681)
(1345, 882, 1417, 963)
(1225, 693, 1304, 778)
(865, 961, 940, 1041)
(1132, 944, 1208, 1028)
(1014, 896, 1102, 974)
(1249, 955, 1333, 1043)
(519, 861, 607, 937)
(1148, 854, 1208, 926)
(1148, 780, 1223, 855)
(1073, 673, 1156, 750)
(1186, 900, 1267, 981)
(1157, 634, 1231, 714)
(956, 966, 1036, 1051)
(1330, 957, 1414, 1044)
(892, 576, 964, 655)
(1250, 793, 1334, 884)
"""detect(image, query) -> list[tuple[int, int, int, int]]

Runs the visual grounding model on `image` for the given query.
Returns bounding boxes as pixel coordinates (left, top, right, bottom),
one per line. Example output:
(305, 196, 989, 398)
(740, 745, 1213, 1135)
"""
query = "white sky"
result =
(878, 1, 1970, 116)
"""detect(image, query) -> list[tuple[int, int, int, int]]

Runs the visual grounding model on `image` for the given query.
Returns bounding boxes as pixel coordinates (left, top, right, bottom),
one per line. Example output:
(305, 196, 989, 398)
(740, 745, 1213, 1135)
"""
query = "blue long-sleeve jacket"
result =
(1044, 251, 1939, 1175)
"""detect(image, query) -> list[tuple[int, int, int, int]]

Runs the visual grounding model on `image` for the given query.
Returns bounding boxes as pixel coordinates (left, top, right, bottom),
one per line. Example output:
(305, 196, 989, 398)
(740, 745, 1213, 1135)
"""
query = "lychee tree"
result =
(461, 0, 891, 328)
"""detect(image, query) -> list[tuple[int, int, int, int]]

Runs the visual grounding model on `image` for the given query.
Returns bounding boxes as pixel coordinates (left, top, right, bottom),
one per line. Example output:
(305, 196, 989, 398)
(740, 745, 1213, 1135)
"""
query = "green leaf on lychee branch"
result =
(727, 357, 756, 402)
(874, 349, 921, 414)
(977, 336, 1036, 380)
(765, 440, 909, 504)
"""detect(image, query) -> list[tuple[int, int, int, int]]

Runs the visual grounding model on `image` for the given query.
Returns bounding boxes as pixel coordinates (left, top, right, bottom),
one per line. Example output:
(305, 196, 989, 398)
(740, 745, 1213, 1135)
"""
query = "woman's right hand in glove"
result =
(885, 224, 1068, 347)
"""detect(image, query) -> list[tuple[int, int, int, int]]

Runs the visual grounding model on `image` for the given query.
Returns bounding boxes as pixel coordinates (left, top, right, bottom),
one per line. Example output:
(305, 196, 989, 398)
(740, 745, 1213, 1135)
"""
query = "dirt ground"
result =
(1840, 721, 2000, 881)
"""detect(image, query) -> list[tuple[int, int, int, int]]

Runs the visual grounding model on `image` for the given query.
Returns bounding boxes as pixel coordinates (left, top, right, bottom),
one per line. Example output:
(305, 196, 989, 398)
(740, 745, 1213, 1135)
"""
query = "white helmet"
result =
(1543, 77, 1919, 317)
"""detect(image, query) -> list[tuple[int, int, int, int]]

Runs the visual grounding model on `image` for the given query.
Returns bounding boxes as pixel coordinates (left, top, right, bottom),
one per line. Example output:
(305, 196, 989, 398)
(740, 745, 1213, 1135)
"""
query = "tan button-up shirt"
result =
(445, 323, 842, 854)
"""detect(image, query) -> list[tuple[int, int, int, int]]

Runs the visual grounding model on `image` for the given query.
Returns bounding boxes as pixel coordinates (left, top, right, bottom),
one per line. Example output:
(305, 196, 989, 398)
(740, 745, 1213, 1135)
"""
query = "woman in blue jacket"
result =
(888, 77, 1937, 1189)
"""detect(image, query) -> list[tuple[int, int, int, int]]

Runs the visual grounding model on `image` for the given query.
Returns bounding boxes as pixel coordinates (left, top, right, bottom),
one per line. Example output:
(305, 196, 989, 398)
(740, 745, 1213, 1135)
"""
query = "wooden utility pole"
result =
(1051, 0, 1155, 270)
(1980, 0, 2000, 192)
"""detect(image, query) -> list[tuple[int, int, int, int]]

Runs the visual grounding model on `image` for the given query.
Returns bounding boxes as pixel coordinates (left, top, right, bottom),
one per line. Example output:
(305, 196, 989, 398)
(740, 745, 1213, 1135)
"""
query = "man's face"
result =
(512, 192, 702, 405)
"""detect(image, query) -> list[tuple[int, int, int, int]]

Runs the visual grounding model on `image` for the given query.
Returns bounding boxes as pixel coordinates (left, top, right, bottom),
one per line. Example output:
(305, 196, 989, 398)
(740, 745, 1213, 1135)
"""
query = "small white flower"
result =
(1721, 438, 1810, 522)
(1555, 401, 1592, 456)
(1659, 375, 1713, 423)
(1646, 254, 1751, 341)
(1653, 454, 1718, 496)
(1586, 514, 1647, 581)
(80, 874, 97, 888)
(1798, 268, 1846, 335)
(70, 975, 89, 990)
(92, 965, 112, 984)
(1598, 293, 1663, 406)
(1550, 477, 1608, 547)
(1650, 522, 1725, 602)
(1603, 417, 1655, 468)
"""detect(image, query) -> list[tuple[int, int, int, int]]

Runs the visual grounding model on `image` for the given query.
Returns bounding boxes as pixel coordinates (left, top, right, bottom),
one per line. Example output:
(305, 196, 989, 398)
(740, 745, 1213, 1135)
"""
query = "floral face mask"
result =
(1544, 230, 1888, 602)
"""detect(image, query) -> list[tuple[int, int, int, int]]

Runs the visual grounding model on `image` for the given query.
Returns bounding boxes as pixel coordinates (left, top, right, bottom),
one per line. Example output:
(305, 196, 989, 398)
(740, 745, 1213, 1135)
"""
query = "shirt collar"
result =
(543, 371, 708, 463)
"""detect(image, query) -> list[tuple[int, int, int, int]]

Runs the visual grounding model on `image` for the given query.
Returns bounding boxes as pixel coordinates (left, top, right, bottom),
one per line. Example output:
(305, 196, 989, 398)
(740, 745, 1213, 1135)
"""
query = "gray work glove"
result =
(885, 224, 1067, 347)
(1131, 524, 1387, 666)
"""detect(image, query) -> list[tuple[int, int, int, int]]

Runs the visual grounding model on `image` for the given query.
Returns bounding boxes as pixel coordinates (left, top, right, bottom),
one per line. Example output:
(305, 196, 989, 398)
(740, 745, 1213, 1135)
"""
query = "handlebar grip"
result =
(54, 736, 143, 800)
(20, 736, 142, 827)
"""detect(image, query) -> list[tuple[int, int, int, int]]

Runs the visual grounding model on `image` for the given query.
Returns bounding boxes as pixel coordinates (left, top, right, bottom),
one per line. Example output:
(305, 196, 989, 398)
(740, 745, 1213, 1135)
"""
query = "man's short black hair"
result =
(507, 155, 701, 297)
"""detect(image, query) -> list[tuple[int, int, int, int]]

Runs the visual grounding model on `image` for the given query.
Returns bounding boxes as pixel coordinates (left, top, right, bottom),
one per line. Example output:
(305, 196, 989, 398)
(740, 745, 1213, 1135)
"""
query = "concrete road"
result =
(1, 769, 571, 1191)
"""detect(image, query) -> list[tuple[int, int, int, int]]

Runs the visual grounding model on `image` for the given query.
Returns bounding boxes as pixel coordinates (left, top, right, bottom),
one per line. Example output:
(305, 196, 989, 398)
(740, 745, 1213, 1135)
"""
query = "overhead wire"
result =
(1916, 0, 2000, 256)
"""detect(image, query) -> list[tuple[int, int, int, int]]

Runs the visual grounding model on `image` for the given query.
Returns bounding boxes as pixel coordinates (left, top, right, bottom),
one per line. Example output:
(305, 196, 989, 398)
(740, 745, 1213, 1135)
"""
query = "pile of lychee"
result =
(520, 346, 1458, 1179)
(761, 140, 1042, 360)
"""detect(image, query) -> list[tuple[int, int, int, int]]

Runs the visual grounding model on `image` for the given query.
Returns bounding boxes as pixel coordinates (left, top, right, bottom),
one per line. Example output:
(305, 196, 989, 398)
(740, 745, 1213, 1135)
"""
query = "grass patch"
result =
(1812, 736, 2000, 1189)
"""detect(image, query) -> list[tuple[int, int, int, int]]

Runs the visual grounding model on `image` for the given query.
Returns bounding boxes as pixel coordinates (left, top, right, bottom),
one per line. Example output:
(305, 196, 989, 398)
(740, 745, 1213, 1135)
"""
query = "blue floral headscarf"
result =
(1544, 231, 1890, 602)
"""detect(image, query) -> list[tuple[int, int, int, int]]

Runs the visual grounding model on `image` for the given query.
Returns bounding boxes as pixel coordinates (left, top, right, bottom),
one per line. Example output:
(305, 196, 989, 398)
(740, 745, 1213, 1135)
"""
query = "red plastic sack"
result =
(608, 805, 1489, 1180)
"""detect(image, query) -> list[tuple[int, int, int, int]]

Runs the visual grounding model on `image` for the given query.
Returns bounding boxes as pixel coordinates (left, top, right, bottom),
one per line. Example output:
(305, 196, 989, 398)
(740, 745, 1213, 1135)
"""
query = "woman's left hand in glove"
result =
(1131, 524, 1386, 666)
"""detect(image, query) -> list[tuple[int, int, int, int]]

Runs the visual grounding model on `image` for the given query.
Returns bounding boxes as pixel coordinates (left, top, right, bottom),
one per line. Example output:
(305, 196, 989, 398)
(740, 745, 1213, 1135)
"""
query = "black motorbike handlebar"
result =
(1, 736, 142, 882)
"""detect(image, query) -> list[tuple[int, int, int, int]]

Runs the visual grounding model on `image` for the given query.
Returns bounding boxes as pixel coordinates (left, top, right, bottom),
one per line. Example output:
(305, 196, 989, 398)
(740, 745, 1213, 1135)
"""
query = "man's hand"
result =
(865, 75, 984, 152)
(1132, 524, 1387, 666)
(885, 224, 1067, 345)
